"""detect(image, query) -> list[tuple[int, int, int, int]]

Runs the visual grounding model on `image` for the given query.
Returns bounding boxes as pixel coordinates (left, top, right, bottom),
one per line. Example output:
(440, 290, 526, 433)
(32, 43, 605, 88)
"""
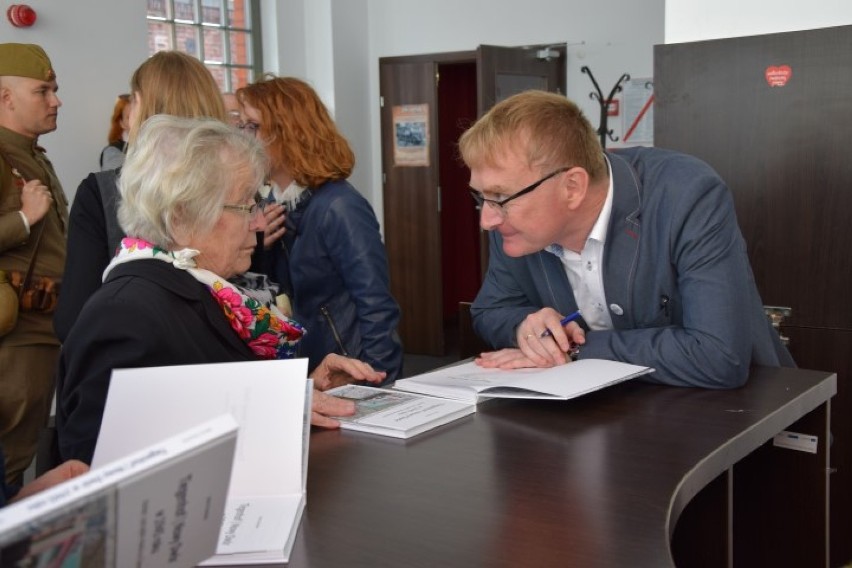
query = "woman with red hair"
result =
(237, 76, 403, 384)
(98, 93, 130, 170)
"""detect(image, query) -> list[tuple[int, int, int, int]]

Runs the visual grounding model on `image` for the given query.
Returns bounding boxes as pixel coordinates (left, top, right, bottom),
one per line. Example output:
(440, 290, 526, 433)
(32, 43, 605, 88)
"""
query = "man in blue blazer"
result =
(459, 91, 793, 388)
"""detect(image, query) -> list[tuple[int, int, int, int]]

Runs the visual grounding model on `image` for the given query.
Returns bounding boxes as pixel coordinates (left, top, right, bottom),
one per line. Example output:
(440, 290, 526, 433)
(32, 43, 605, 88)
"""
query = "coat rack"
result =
(581, 66, 630, 148)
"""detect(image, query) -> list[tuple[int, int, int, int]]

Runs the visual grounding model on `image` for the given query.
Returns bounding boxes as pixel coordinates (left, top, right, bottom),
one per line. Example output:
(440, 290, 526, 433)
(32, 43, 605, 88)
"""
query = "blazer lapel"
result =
(532, 250, 579, 317)
(602, 152, 642, 329)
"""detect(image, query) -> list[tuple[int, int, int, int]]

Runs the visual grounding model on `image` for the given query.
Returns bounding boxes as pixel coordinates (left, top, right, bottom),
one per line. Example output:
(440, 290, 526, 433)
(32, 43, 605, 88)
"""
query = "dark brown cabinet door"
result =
(655, 25, 852, 567)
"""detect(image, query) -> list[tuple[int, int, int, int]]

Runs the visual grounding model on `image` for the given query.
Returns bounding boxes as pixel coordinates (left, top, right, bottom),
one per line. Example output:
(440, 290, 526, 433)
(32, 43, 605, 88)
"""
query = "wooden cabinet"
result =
(655, 25, 852, 566)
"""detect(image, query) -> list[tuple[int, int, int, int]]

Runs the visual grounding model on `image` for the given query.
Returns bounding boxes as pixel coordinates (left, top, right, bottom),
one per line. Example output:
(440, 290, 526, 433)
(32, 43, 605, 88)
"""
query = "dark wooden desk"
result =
(287, 367, 835, 567)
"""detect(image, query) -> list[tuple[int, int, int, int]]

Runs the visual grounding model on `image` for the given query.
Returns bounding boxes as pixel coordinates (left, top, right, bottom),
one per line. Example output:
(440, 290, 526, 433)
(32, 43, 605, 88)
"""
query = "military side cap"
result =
(0, 43, 55, 81)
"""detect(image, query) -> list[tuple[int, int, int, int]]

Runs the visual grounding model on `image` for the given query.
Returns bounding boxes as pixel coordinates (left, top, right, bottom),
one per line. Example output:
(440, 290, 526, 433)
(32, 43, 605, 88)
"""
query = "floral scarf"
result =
(103, 237, 305, 359)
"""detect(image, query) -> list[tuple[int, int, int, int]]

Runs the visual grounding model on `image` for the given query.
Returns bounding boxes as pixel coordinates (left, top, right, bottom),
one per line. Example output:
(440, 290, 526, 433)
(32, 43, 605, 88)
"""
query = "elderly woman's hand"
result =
(12, 460, 90, 503)
(308, 354, 386, 428)
(310, 390, 354, 428)
(310, 353, 386, 391)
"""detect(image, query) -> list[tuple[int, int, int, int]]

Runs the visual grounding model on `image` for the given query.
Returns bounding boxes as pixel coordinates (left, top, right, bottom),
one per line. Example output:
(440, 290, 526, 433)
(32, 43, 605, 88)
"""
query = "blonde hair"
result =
(237, 75, 354, 188)
(118, 115, 268, 249)
(458, 90, 606, 181)
(127, 51, 225, 144)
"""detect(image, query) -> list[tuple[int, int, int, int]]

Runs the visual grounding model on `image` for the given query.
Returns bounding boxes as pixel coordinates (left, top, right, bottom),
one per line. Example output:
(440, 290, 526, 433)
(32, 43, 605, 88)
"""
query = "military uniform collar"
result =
(0, 125, 41, 153)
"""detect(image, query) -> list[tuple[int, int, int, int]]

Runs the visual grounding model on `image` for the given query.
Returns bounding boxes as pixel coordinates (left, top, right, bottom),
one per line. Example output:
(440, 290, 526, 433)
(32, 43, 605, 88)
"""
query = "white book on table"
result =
(0, 414, 238, 568)
(93, 359, 312, 566)
(326, 385, 475, 439)
(393, 359, 654, 403)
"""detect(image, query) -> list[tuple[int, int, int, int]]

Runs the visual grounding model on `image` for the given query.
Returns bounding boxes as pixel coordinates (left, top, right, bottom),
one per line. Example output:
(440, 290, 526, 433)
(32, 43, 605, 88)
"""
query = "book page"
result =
(114, 421, 238, 565)
(395, 360, 653, 400)
(215, 495, 304, 555)
(94, 359, 310, 496)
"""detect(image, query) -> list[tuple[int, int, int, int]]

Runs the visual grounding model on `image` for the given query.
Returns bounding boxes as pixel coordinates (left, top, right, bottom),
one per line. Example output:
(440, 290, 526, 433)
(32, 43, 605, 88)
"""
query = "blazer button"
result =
(609, 303, 624, 316)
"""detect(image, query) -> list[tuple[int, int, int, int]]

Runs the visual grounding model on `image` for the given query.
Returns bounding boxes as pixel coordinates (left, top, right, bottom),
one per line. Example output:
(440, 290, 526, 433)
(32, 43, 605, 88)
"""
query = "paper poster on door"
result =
(393, 104, 430, 167)
(621, 78, 654, 146)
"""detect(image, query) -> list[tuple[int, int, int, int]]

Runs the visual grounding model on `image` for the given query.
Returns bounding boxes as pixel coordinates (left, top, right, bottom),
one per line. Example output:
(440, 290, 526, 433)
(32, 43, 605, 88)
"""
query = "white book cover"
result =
(393, 359, 654, 403)
(0, 414, 238, 568)
(326, 385, 475, 439)
(92, 359, 312, 565)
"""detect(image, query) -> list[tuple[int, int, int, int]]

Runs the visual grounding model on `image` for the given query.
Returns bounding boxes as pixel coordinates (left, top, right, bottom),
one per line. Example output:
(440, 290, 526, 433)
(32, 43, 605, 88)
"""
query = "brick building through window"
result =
(146, 0, 261, 91)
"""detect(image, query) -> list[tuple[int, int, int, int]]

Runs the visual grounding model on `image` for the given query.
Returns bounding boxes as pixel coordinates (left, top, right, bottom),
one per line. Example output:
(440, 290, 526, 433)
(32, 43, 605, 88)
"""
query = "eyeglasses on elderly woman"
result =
(222, 194, 264, 220)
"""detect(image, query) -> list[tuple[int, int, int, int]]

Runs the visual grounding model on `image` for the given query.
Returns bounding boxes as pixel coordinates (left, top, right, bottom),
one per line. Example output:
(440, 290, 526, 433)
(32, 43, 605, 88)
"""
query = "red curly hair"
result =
(237, 75, 354, 188)
(107, 94, 130, 144)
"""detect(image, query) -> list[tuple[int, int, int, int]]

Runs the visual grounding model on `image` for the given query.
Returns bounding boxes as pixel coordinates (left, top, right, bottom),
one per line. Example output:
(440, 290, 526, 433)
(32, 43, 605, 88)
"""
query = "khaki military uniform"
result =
(0, 125, 68, 485)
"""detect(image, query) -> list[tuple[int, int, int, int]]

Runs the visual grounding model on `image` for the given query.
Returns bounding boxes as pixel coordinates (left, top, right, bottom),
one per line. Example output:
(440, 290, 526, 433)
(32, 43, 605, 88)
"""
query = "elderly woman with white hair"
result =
(55, 115, 385, 464)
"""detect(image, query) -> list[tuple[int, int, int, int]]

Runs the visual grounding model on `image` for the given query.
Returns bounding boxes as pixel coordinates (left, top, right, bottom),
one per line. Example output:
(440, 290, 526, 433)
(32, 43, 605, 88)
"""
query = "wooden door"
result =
(380, 45, 567, 356)
(477, 44, 566, 112)
(475, 44, 567, 275)
(654, 25, 852, 567)
(380, 59, 442, 355)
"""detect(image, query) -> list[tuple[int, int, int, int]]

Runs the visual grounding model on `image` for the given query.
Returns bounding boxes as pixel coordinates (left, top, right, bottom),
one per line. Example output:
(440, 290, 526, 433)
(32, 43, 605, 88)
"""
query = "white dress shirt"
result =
(545, 157, 615, 331)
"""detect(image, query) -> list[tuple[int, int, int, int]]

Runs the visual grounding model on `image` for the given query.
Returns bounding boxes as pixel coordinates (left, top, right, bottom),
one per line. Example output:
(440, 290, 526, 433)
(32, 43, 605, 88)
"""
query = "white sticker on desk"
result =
(772, 430, 818, 454)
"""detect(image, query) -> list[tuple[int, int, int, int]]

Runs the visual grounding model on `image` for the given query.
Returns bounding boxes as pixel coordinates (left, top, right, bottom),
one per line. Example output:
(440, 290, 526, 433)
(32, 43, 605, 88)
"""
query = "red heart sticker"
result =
(765, 65, 792, 87)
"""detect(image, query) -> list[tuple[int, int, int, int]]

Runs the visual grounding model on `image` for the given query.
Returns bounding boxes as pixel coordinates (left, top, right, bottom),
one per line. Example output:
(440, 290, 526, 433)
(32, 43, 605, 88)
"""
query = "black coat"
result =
(56, 260, 255, 463)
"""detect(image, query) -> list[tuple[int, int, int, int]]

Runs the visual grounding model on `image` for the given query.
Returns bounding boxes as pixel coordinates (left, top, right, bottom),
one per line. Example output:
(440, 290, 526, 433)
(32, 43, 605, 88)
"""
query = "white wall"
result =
(330, 0, 371, 195)
(2, 0, 663, 221)
(360, 0, 664, 225)
(262, 0, 335, 109)
(1, 0, 147, 201)
(665, 0, 852, 43)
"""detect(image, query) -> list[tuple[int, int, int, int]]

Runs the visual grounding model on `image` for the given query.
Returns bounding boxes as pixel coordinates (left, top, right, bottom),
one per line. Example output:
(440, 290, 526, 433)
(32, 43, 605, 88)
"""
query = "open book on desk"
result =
(93, 359, 312, 566)
(326, 385, 475, 439)
(393, 359, 654, 403)
(0, 414, 238, 568)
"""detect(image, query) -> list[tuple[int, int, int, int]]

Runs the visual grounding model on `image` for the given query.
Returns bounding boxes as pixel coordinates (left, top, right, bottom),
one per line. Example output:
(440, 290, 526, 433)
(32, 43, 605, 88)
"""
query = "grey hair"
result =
(118, 114, 268, 248)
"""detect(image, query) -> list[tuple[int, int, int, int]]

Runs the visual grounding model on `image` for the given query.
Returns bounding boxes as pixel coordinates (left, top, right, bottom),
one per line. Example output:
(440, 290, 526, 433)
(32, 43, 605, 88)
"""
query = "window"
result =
(146, 0, 262, 91)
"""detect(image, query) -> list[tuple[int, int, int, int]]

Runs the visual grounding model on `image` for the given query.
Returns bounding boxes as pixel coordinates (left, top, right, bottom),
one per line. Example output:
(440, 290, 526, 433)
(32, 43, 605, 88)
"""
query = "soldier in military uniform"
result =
(0, 43, 68, 485)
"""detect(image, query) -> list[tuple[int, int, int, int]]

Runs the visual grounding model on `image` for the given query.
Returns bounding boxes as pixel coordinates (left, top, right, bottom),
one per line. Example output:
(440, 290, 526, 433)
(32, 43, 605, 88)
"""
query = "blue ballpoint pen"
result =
(539, 310, 582, 338)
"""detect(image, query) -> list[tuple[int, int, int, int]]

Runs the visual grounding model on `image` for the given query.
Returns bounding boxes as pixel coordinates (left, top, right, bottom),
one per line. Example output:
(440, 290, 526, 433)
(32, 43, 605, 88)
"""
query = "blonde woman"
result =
(55, 51, 227, 341)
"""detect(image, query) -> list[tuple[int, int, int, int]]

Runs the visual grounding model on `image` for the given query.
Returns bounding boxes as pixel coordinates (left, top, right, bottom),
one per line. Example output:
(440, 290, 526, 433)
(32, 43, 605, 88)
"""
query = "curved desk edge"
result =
(666, 368, 837, 564)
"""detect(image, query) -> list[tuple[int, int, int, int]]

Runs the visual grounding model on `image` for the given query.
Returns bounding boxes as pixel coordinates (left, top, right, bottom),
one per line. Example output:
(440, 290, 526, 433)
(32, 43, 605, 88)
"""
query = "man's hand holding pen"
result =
(475, 307, 586, 370)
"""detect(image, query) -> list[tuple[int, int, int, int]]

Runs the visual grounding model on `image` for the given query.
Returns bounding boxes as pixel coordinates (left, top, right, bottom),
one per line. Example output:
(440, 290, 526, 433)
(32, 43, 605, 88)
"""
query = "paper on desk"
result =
(393, 359, 653, 403)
